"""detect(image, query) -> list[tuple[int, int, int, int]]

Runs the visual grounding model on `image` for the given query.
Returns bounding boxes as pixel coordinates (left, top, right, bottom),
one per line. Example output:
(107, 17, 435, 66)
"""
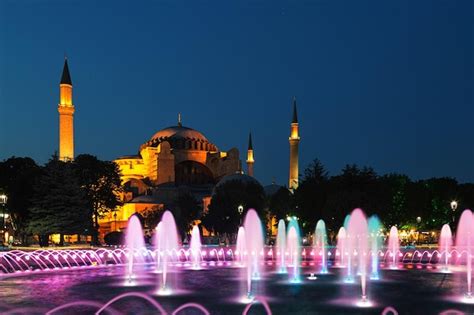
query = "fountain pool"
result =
(0, 261, 472, 314)
(1, 208, 473, 314)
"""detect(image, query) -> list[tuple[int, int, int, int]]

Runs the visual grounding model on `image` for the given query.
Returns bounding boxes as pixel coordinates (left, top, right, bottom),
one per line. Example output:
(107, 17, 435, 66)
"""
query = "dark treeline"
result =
(1, 155, 473, 245)
(0, 155, 122, 246)
(269, 159, 474, 236)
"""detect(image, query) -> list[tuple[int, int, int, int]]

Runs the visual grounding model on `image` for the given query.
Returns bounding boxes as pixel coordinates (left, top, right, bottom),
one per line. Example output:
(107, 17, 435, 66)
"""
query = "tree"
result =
(267, 186, 293, 222)
(315, 164, 390, 237)
(202, 178, 265, 235)
(171, 191, 202, 241)
(27, 157, 89, 246)
(72, 154, 122, 244)
(379, 174, 411, 228)
(294, 159, 329, 234)
(0, 157, 41, 244)
(458, 183, 474, 216)
(142, 205, 163, 230)
(410, 178, 458, 230)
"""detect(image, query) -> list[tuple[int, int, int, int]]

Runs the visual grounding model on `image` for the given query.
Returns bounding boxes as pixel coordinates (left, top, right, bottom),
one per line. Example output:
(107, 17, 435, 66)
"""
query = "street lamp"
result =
(238, 205, 244, 225)
(0, 194, 7, 245)
(450, 200, 458, 225)
(416, 216, 422, 244)
(113, 211, 118, 232)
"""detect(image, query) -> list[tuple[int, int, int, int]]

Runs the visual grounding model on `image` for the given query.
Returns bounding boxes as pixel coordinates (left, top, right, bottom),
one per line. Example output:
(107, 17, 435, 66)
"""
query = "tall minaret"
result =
(58, 58, 75, 161)
(246, 132, 254, 177)
(288, 97, 300, 190)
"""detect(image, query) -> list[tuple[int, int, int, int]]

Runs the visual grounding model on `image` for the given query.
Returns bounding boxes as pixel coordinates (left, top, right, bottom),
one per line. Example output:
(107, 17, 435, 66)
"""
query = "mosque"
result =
(57, 59, 300, 238)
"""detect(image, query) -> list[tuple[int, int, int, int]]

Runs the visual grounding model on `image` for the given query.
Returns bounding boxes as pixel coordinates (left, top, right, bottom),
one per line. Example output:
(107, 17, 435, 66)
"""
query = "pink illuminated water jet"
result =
(155, 210, 180, 294)
(125, 215, 145, 284)
(189, 225, 202, 269)
(439, 224, 453, 272)
(346, 208, 370, 305)
(276, 219, 287, 273)
(243, 209, 264, 301)
(336, 227, 347, 267)
(388, 226, 400, 269)
(236, 227, 246, 265)
(455, 209, 474, 301)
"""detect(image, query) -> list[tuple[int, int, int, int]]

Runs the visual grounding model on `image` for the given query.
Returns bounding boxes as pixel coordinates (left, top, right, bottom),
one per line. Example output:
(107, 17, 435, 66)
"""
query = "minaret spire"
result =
(246, 132, 254, 177)
(178, 113, 182, 127)
(60, 57, 72, 85)
(58, 57, 75, 161)
(288, 97, 300, 190)
(292, 96, 298, 123)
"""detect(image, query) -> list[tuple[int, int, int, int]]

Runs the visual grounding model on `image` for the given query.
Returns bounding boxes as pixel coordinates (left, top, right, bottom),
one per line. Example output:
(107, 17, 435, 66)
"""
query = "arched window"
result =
(175, 161, 214, 185)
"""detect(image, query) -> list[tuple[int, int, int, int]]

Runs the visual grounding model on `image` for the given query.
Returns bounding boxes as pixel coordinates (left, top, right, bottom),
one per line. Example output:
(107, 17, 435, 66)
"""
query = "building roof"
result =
(60, 58, 72, 85)
(117, 155, 141, 160)
(150, 125, 209, 142)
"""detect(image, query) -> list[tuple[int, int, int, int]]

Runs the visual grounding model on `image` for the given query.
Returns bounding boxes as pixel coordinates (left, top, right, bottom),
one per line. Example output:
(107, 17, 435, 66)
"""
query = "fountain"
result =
(343, 214, 351, 230)
(336, 227, 347, 267)
(388, 226, 400, 269)
(7, 203, 474, 313)
(125, 215, 145, 285)
(439, 224, 452, 273)
(242, 209, 264, 302)
(368, 216, 382, 279)
(287, 218, 301, 283)
(156, 210, 180, 295)
(314, 219, 328, 274)
(154, 222, 163, 273)
(455, 209, 473, 302)
(236, 226, 246, 265)
(276, 219, 287, 273)
(190, 225, 202, 270)
(346, 208, 371, 306)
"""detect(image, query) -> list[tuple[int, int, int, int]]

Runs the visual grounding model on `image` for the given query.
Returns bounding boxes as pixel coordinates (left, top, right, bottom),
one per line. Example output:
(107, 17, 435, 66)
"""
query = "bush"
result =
(104, 231, 123, 246)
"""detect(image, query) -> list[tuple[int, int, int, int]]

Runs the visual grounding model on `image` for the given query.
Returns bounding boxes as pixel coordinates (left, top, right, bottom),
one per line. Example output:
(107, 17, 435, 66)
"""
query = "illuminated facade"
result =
(99, 117, 242, 236)
(58, 58, 75, 161)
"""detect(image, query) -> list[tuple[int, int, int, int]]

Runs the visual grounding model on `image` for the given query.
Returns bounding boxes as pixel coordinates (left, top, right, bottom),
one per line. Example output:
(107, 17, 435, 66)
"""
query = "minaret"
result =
(288, 97, 300, 190)
(58, 58, 75, 161)
(246, 132, 254, 177)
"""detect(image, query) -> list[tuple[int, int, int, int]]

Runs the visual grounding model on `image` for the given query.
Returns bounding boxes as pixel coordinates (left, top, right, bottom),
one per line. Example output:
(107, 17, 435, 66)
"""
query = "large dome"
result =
(150, 125, 208, 142)
(141, 125, 217, 152)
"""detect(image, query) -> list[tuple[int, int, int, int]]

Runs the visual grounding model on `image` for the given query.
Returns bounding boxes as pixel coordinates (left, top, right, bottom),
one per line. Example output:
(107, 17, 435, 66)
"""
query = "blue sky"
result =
(1, 0, 473, 184)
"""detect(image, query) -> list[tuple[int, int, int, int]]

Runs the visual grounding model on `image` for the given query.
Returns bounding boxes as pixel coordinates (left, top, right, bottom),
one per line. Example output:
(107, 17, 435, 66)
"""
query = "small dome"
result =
(150, 125, 208, 142)
(215, 173, 261, 188)
(129, 195, 156, 203)
(264, 184, 285, 196)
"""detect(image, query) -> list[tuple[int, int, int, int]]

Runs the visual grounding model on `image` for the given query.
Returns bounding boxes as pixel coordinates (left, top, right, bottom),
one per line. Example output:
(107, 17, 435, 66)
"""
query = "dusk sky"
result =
(1, 0, 473, 185)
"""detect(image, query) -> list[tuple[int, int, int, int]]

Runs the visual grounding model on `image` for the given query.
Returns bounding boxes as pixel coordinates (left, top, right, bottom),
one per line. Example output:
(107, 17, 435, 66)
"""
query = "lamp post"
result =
(113, 211, 118, 232)
(450, 200, 458, 226)
(0, 194, 7, 245)
(416, 216, 422, 244)
(238, 205, 244, 225)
